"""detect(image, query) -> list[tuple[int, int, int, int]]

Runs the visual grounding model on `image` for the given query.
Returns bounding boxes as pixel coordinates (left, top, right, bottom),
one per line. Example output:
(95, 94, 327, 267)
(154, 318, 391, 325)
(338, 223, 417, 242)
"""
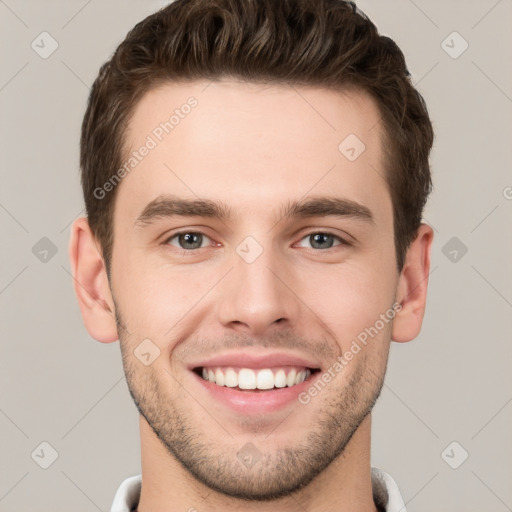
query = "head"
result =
(71, 0, 434, 502)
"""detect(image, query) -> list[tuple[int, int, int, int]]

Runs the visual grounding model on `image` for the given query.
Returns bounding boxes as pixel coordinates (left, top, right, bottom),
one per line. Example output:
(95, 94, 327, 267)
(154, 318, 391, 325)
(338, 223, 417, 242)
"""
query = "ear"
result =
(68, 217, 119, 343)
(392, 223, 434, 343)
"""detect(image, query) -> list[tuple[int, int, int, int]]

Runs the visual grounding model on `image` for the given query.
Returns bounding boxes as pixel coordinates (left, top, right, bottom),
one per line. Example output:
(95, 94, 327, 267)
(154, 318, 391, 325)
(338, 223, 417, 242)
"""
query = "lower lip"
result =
(191, 370, 319, 415)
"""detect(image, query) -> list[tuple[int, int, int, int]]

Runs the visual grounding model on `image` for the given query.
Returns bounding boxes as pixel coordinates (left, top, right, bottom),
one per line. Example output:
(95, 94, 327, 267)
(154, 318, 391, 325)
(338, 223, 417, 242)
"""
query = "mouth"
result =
(192, 365, 321, 392)
(187, 351, 324, 413)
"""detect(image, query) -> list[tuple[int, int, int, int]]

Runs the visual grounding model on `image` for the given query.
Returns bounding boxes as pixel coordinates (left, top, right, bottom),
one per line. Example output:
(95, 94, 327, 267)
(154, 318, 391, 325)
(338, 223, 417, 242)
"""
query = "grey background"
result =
(1, 0, 511, 511)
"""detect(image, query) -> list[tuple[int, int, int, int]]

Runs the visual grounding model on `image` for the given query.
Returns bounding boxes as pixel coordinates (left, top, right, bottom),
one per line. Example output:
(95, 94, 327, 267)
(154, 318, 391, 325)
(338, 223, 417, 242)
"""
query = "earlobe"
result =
(68, 217, 119, 343)
(391, 223, 434, 343)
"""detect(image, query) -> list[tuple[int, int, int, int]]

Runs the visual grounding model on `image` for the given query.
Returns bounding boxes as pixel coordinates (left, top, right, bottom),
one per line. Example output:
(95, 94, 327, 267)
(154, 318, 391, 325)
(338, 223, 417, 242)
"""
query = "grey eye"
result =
(167, 232, 210, 250)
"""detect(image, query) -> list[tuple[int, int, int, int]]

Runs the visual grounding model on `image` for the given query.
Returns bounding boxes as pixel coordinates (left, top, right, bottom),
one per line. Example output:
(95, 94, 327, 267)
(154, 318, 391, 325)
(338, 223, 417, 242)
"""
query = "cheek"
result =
(111, 249, 212, 346)
(297, 260, 396, 350)
(111, 246, 164, 333)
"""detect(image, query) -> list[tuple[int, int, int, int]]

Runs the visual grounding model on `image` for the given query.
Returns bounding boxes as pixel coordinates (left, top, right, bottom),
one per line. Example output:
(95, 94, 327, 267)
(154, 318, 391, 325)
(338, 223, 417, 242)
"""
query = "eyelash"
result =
(163, 230, 352, 256)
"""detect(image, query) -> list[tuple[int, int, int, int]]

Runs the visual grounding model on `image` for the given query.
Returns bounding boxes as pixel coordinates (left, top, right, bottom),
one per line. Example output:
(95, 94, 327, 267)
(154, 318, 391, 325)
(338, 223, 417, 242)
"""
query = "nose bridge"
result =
(217, 234, 297, 333)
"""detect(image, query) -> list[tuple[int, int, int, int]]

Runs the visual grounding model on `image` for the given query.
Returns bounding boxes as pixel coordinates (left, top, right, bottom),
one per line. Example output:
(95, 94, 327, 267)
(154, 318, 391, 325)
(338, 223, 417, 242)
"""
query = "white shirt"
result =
(110, 466, 406, 512)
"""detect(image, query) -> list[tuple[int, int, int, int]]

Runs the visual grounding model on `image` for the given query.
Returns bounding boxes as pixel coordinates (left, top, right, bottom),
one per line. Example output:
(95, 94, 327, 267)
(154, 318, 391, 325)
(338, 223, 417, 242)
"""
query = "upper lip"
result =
(188, 351, 322, 371)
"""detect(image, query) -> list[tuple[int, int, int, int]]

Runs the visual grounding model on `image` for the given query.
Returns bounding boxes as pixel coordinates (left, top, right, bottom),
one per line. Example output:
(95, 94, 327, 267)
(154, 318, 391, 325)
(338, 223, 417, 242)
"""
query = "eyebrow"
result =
(134, 194, 375, 227)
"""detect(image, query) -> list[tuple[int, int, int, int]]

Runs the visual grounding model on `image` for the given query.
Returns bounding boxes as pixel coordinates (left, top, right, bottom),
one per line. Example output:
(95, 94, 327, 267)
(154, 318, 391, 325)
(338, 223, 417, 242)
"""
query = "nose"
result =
(217, 242, 299, 336)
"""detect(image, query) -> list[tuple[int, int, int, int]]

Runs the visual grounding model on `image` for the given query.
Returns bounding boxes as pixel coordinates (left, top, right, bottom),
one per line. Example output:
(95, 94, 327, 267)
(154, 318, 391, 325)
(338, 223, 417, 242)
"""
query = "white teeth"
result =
(215, 368, 225, 386)
(224, 368, 238, 387)
(295, 370, 305, 385)
(256, 369, 274, 390)
(199, 366, 314, 390)
(238, 369, 256, 389)
(274, 369, 287, 388)
(286, 369, 297, 387)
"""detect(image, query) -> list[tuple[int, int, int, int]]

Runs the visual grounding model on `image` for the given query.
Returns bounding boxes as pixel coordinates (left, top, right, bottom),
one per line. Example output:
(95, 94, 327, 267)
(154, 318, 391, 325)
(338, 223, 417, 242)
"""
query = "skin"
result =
(70, 79, 433, 512)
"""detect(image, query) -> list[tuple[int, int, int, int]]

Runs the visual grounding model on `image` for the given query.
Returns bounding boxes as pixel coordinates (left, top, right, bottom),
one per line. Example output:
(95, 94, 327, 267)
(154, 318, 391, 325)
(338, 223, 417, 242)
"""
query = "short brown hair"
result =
(80, 0, 434, 274)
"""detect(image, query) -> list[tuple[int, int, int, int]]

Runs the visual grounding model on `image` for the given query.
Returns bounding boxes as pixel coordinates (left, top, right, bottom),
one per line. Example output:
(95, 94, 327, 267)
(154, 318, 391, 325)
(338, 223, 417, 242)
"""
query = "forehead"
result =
(116, 79, 391, 228)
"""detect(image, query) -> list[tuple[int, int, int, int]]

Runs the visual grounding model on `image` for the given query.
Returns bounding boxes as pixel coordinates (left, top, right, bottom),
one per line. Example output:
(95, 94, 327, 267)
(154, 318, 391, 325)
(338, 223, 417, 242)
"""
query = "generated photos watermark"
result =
(93, 96, 198, 200)
(298, 301, 402, 405)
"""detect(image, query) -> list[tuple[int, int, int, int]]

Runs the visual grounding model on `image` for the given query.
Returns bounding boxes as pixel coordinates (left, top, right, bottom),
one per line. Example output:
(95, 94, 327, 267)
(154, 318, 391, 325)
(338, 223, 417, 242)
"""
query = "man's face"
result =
(110, 80, 398, 499)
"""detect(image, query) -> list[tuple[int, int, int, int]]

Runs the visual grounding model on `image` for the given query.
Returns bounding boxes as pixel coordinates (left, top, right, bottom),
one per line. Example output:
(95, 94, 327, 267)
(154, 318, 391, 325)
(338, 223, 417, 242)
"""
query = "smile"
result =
(194, 366, 320, 390)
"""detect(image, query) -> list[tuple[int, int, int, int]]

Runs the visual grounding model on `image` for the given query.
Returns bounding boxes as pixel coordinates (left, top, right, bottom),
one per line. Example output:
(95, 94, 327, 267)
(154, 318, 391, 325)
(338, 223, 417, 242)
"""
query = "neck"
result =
(136, 414, 378, 512)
